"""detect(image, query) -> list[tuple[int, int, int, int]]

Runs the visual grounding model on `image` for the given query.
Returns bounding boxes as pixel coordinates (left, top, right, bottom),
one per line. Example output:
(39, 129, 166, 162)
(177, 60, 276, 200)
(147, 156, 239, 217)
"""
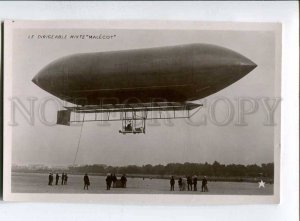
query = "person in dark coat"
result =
(187, 176, 193, 191)
(55, 173, 60, 185)
(48, 173, 52, 185)
(193, 176, 198, 191)
(64, 174, 68, 185)
(106, 174, 112, 190)
(202, 176, 208, 192)
(51, 173, 54, 185)
(84, 173, 90, 190)
(178, 177, 183, 191)
(61, 173, 65, 185)
(120, 174, 127, 188)
(112, 174, 117, 188)
(49, 173, 54, 185)
(170, 176, 175, 191)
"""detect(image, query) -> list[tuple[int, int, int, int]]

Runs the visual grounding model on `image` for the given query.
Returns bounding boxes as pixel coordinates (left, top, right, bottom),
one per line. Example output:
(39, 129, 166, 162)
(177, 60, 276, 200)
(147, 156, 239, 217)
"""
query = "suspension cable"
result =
(73, 113, 85, 165)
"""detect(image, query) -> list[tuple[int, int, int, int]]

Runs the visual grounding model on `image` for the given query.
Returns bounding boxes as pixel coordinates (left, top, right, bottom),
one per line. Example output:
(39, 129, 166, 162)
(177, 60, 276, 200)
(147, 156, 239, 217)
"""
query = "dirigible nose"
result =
(32, 67, 50, 92)
(32, 59, 66, 96)
(239, 56, 257, 75)
(191, 44, 258, 99)
(32, 75, 38, 85)
(214, 46, 257, 80)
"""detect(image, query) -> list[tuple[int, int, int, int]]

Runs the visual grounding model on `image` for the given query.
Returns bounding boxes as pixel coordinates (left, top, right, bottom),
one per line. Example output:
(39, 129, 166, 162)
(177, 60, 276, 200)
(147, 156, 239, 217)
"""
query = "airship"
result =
(32, 43, 257, 134)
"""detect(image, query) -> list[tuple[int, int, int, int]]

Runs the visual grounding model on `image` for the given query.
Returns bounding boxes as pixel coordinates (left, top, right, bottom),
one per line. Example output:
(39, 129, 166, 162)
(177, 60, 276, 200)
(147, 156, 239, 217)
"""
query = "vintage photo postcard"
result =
(3, 20, 281, 204)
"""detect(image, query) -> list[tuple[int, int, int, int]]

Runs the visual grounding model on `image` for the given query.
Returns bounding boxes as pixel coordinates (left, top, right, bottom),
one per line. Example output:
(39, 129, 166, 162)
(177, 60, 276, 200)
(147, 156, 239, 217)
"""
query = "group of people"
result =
(48, 172, 68, 186)
(170, 176, 208, 192)
(83, 173, 128, 190)
(48, 172, 208, 192)
(106, 173, 127, 190)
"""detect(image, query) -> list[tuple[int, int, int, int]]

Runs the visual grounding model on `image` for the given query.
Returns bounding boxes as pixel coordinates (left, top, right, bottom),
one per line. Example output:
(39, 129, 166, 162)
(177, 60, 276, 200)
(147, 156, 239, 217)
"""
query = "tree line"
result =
(67, 161, 273, 178)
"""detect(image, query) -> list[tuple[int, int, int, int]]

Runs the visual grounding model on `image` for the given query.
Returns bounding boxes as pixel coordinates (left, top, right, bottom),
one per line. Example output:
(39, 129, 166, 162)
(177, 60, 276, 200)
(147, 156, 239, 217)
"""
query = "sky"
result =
(9, 26, 278, 167)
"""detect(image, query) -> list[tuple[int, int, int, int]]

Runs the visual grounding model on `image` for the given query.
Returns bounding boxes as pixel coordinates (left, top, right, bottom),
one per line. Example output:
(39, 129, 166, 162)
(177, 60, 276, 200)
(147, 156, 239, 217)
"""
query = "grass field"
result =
(11, 172, 273, 195)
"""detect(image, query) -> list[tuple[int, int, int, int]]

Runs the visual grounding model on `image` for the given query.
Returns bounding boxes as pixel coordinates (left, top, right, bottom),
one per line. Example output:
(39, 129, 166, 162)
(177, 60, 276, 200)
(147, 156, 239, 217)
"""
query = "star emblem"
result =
(258, 180, 265, 188)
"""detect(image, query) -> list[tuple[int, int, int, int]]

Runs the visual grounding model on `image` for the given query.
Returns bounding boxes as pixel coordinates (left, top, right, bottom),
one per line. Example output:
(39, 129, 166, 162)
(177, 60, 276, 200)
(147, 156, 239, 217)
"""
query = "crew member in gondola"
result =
(126, 121, 132, 131)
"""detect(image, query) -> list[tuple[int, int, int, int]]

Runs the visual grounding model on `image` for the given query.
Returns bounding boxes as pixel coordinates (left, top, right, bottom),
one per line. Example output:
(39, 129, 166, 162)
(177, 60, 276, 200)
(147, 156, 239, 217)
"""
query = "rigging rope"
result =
(73, 113, 85, 165)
